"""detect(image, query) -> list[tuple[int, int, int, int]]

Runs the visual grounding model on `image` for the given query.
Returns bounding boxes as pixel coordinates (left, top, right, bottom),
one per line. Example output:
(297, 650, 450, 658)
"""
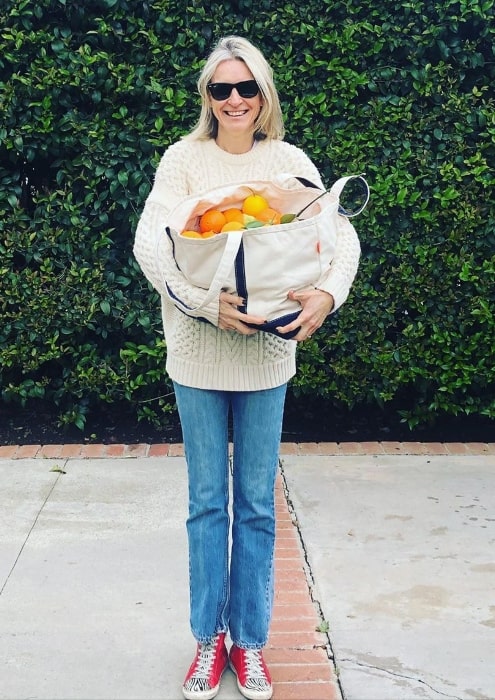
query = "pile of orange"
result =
(180, 192, 286, 239)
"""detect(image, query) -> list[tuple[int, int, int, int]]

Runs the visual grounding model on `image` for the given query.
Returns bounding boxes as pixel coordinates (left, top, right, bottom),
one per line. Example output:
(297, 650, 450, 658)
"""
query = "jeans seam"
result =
(216, 453, 230, 632)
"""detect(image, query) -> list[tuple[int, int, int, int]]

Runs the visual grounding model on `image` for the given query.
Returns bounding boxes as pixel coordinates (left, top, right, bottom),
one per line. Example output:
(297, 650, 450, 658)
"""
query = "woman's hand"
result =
(276, 289, 334, 341)
(218, 291, 266, 335)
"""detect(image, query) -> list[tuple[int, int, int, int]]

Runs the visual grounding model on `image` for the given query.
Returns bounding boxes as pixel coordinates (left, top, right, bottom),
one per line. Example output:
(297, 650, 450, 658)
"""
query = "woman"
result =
(133, 35, 361, 700)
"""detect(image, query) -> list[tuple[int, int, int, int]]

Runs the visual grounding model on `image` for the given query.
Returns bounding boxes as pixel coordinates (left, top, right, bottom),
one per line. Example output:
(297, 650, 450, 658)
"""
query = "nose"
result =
(228, 88, 243, 104)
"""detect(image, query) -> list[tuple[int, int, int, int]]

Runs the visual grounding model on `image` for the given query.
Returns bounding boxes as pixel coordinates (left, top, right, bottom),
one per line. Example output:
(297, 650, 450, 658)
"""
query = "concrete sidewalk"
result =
(282, 451, 495, 700)
(0, 443, 494, 700)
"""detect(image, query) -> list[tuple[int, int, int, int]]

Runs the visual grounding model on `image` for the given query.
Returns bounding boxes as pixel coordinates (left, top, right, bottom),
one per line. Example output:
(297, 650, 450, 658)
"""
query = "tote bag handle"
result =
(158, 228, 244, 315)
(331, 174, 369, 217)
(274, 173, 370, 218)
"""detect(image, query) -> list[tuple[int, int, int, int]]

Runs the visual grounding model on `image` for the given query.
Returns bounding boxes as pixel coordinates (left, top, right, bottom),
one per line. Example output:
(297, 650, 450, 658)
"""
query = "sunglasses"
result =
(207, 80, 260, 101)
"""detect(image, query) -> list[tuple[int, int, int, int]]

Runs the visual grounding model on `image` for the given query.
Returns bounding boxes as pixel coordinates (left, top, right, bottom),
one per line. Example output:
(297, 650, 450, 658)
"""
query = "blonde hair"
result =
(187, 35, 285, 142)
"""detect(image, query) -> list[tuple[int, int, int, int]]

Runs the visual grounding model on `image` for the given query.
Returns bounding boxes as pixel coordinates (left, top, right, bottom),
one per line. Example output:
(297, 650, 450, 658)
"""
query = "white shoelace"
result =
(194, 644, 216, 676)
(184, 637, 219, 690)
(244, 649, 270, 687)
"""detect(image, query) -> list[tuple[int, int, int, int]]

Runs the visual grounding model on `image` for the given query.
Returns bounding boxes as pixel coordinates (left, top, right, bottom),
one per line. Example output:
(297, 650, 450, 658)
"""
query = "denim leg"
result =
(229, 384, 287, 648)
(173, 382, 231, 643)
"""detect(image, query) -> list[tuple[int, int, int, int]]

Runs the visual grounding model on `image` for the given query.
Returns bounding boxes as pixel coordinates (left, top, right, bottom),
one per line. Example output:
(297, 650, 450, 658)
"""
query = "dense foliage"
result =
(1, 0, 494, 432)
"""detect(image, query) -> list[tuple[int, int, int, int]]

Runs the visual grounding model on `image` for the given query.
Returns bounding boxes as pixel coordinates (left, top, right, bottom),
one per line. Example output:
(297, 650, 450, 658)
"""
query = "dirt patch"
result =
(0, 402, 493, 446)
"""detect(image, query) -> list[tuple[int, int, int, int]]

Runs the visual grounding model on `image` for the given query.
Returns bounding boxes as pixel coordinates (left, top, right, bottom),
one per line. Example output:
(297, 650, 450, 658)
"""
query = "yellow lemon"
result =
(242, 193, 269, 217)
(221, 221, 245, 233)
(181, 230, 203, 239)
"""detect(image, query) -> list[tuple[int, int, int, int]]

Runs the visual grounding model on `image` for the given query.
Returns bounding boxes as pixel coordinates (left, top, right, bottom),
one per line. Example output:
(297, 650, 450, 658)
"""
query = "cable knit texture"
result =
(133, 137, 361, 391)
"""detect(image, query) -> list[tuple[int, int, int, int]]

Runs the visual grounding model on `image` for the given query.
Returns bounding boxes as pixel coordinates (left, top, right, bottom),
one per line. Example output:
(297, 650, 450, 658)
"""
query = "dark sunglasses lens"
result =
(208, 81, 259, 100)
(238, 81, 259, 98)
(208, 84, 230, 100)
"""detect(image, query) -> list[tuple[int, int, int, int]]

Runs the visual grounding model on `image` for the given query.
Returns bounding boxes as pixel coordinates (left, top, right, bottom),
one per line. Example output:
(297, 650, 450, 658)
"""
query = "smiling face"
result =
(209, 58, 263, 147)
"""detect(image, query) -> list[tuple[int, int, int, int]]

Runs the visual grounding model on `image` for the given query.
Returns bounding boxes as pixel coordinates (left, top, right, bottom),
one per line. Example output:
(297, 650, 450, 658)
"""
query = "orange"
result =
(199, 208, 227, 233)
(242, 193, 269, 217)
(223, 207, 245, 224)
(221, 221, 245, 233)
(181, 230, 203, 239)
(257, 207, 282, 225)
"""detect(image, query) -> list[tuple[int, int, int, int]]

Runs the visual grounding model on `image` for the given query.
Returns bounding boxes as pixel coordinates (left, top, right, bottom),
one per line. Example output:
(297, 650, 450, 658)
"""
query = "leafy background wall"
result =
(1, 0, 494, 438)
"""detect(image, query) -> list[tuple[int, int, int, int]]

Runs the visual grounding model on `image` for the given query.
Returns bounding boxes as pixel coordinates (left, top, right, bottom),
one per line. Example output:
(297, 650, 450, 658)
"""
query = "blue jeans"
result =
(173, 381, 287, 649)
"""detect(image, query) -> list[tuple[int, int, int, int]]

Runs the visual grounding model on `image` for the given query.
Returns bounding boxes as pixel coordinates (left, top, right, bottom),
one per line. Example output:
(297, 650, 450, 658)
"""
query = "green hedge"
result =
(1, 0, 494, 431)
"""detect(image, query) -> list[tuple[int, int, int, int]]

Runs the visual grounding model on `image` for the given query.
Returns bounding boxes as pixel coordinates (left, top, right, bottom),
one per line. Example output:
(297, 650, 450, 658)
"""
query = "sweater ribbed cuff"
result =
(316, 273, 351, 313)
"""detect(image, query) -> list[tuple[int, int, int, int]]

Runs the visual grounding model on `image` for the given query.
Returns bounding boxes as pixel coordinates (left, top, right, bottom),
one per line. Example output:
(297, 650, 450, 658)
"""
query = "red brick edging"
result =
(270, 475, 341, 698)
(0, 441, 493, 459)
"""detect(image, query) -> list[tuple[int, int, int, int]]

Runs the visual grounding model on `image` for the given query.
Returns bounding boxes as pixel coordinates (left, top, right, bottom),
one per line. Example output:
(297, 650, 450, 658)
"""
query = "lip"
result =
(224, 109, 249, 117)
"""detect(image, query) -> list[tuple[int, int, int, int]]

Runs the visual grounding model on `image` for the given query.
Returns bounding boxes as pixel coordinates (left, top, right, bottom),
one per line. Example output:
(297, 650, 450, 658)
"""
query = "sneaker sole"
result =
(182, 680, 222, 700)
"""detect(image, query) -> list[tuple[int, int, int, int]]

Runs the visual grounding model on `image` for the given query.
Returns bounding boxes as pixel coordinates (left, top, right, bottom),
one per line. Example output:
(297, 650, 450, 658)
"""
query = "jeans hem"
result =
(230, 639, 267, 650)
(193, 629, 228, 645)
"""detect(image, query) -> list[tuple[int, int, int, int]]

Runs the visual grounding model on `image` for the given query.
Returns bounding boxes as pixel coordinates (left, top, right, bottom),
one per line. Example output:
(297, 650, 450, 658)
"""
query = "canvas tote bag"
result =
(157, 174, 369, 338)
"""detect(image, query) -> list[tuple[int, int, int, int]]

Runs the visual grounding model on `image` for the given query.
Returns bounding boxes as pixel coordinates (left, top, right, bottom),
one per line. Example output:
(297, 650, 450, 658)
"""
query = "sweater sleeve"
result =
(133, 142, 220, 326)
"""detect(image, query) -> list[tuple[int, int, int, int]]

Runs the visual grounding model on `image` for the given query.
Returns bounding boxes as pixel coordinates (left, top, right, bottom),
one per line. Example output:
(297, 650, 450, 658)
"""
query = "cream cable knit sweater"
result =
(133, 137, 361, 391)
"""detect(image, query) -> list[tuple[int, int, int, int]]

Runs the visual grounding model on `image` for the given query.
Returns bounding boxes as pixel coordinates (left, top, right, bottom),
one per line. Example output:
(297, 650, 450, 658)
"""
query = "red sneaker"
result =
(229, 645, 273, 700)
(182, 633, 228, 700)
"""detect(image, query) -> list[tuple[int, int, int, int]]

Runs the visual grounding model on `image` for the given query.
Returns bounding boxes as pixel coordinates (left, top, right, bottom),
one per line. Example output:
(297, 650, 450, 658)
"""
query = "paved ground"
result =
(1, 441, 494, 700)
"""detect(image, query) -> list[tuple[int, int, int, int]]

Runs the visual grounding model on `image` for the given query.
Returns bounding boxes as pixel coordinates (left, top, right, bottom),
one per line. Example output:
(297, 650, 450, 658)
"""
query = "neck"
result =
(215, 134, 255, 154)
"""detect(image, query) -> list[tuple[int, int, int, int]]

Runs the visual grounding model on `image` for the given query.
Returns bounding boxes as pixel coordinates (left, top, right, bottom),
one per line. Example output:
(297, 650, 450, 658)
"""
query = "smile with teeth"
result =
(225, 109, 248, 117)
